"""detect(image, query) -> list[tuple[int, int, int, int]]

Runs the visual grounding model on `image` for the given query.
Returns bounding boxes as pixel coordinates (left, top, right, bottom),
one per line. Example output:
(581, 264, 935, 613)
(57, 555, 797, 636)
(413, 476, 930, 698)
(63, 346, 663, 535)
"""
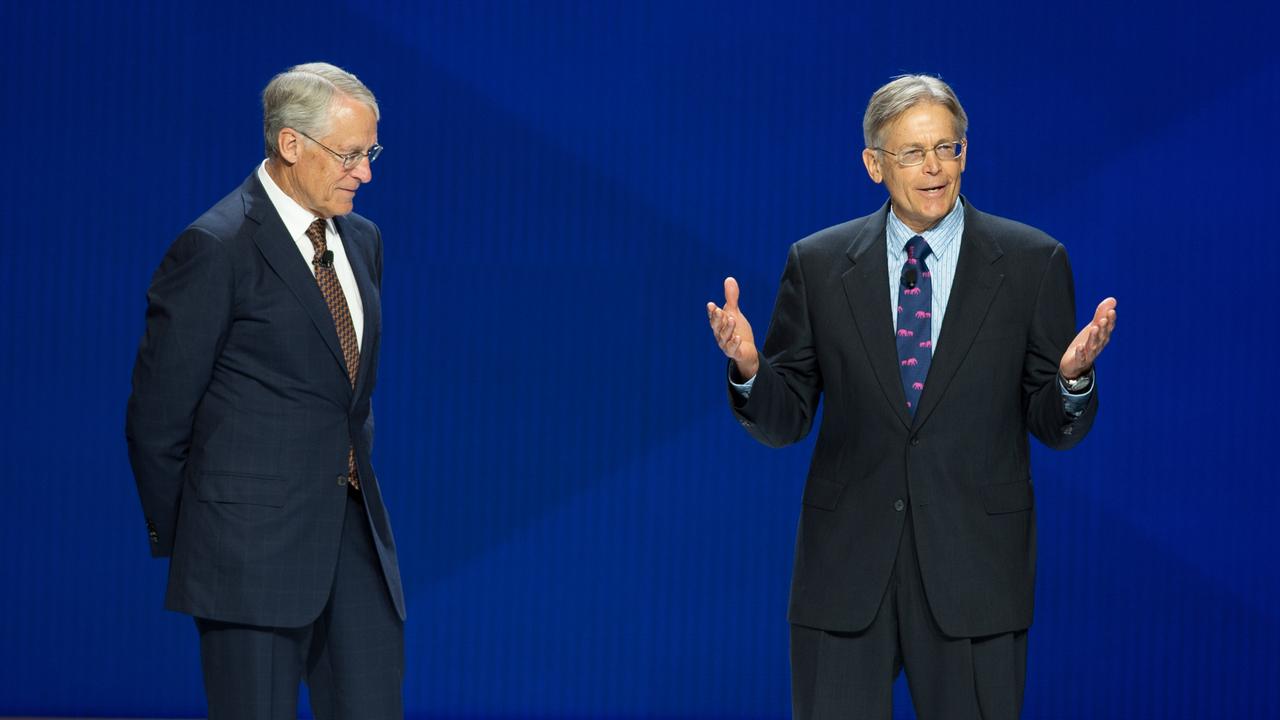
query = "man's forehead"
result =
(322, 105, 378, 146)
(885, 104, 955, 139)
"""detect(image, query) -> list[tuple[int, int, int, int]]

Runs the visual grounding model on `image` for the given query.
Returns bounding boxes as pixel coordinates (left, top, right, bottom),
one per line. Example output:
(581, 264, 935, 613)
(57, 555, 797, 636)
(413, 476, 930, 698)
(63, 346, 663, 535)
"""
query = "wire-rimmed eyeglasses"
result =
(874, 140, 964, 167)
(297, 129, 383, 171)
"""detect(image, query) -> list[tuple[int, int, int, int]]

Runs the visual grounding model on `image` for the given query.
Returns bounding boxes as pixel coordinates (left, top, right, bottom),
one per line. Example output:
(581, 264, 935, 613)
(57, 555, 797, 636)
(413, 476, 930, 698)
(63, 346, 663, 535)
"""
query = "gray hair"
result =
(262, 62, 380, 158)
(862, 74, 967, 150)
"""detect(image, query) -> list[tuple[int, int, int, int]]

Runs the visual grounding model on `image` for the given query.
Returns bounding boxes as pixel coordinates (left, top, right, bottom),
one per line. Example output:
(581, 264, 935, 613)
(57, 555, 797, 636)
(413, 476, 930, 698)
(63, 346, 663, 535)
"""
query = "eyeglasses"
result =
(874, 140, 964, 167)
(296, 129, 383, 170)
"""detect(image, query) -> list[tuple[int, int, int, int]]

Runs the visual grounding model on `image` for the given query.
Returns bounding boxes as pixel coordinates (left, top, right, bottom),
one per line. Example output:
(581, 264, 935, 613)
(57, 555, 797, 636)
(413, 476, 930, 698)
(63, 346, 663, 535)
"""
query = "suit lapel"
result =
(912, 203, 1005, 429)
(335, 215, 379, 404)
(241, 175, 350, 383)
(841, 204, 914, 430)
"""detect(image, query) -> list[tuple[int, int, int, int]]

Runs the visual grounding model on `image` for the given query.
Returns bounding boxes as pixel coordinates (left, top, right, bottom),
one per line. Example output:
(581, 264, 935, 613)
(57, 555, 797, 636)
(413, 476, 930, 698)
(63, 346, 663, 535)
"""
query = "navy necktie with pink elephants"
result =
(897, 235, 933, 415)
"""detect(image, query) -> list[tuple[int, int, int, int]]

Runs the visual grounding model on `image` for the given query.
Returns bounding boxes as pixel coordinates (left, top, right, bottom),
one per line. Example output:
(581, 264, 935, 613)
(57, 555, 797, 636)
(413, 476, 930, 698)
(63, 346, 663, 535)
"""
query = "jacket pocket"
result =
(195, 471, 286, 507)
(981, 479, 1033, 514)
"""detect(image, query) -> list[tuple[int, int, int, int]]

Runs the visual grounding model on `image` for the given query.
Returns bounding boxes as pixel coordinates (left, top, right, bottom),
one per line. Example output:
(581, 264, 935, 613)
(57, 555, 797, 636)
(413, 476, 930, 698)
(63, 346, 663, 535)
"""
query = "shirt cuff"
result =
(1058, 370, 1094, 417)
(730, 373, 757, 398)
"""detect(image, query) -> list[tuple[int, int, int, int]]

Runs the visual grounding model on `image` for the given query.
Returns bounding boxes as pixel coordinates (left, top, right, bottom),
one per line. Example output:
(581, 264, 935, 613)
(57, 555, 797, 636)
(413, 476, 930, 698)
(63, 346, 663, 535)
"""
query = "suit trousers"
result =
(790, 510, 1027, 720)
(195, 488, 404, 720)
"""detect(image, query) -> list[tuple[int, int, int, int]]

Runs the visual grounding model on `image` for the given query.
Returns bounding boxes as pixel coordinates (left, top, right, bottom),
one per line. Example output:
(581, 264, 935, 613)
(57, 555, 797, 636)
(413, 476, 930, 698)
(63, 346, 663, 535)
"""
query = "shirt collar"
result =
(886, 196, 965, 259)
(256, 160, 334, 240)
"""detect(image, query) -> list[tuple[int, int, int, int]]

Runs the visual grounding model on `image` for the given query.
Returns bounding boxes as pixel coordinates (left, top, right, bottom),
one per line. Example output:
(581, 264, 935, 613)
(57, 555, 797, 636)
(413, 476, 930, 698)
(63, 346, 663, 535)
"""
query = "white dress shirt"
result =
(257, 161, 364, 349)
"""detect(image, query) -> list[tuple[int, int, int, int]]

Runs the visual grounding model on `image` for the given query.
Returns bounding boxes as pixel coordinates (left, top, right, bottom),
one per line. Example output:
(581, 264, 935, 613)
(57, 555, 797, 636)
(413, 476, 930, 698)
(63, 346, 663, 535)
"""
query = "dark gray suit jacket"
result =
(734, 199, 1097, 638)
(127, 171, 404, 627)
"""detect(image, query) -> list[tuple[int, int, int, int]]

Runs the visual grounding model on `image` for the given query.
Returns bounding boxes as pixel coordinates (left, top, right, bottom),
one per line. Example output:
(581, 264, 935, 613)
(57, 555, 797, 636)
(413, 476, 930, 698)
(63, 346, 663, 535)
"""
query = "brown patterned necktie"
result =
(306, 218, 361, 490)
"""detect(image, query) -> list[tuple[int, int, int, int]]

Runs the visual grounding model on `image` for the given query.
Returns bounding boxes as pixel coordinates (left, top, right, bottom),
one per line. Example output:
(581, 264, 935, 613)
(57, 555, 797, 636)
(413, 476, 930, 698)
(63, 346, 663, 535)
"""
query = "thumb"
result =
(723, 277, 741, 312)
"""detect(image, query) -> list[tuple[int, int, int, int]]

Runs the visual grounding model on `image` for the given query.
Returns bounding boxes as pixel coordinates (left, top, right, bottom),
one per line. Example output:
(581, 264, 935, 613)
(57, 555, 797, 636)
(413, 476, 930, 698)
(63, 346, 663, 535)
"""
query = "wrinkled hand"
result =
(706, 277, 760, 380)
(1060, 297, 1117, 380)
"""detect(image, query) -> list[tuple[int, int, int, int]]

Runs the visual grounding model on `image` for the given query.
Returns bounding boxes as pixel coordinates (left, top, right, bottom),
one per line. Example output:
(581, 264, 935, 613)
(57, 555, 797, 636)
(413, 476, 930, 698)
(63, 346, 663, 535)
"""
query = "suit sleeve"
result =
(730, 243, 824, 447)
(1023, 242, 1098, 449)
(125, 228, 234, 556)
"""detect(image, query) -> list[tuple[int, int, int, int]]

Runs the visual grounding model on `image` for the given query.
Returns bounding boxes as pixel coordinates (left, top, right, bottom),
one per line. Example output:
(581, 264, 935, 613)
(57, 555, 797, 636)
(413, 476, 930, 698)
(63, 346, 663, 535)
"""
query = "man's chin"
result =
(919, 196, 956, 221)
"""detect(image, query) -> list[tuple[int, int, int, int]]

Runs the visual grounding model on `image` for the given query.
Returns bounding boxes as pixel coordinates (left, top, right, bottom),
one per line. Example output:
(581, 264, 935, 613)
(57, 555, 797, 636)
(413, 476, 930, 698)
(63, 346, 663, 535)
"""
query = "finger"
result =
(724, 277, 741, 312)
(706, 301, 718, 319)
(1098, 308, 1115, 331)
(1095, 322, 1113, 352)
(1095, 318, 1113, 343)
(710, 310, 731, 342)
(1093, 297, 1117, 323)
(1090, 325, 1106, 356)
(717, 326, 734, 353)
(1089, 325, 1111, 362)
(718, 315, 736, 344)
(1067, 332, 1091, 370)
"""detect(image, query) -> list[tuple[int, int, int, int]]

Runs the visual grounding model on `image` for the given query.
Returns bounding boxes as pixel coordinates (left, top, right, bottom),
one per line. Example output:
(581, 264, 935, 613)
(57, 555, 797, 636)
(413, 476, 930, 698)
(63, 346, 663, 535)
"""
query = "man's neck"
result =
(264, 157, 308, 215)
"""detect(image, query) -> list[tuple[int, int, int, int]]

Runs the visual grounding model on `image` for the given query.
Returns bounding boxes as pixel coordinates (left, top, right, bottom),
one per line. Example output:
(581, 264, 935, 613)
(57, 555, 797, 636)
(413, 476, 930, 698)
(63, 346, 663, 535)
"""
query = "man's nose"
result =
(350, 156, 373, 183)
(921, 149, 942, 173)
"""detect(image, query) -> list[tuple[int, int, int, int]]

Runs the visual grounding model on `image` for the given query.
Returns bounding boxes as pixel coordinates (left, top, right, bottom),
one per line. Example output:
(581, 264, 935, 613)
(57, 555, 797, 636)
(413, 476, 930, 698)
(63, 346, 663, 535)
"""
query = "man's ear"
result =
(276, 128, 302, 164)
(862, 148, 884, 184)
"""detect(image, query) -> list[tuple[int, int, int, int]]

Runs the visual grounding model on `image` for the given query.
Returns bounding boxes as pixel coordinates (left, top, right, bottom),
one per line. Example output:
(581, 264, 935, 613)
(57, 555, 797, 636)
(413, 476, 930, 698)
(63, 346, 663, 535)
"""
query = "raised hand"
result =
(706, 277, 760, 380)
(1060, 297, 1117, 380)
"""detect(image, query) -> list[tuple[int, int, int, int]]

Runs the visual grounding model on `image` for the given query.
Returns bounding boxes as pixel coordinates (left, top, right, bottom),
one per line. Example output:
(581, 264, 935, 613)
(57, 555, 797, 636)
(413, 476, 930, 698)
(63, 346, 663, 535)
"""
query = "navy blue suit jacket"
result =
(733, 200, 1097, 638)
(127, 170, 404, 627)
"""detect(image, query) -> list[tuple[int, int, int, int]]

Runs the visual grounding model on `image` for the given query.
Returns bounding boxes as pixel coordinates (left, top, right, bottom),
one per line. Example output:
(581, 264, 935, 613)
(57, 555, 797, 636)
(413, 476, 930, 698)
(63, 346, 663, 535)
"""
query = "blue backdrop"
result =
(2, 1, 1277, 717)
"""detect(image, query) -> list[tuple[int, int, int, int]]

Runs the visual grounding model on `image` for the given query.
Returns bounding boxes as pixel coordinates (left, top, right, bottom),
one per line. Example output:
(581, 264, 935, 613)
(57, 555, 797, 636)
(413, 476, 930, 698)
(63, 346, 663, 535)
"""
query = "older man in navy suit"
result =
(127, 62, 403, 719)
(707, 75, 1116, 719)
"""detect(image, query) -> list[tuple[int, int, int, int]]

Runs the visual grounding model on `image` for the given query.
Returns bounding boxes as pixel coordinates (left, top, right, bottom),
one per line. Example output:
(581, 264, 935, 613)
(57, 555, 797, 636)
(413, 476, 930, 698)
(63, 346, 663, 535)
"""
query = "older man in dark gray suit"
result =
(707, 75, 1116, 719)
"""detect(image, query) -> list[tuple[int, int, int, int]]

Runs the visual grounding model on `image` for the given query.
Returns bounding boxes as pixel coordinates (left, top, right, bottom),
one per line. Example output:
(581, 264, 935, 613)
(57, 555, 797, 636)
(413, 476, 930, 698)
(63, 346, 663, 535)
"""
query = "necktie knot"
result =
(306, 218, 328, 257)
(905, 235, 932, 264)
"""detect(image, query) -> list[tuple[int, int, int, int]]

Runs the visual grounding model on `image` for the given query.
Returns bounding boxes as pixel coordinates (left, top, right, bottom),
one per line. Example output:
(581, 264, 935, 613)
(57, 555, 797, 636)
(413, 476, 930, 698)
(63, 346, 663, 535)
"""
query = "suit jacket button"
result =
(909, 436, 920, 447)
(894, 499, 905, 512)
(338, 475, 348, 486)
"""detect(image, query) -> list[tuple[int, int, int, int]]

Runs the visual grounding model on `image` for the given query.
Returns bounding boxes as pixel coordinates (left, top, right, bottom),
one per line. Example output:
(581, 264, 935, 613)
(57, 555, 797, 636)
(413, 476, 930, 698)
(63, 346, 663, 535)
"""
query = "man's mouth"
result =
(917, 183, 947, 197)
